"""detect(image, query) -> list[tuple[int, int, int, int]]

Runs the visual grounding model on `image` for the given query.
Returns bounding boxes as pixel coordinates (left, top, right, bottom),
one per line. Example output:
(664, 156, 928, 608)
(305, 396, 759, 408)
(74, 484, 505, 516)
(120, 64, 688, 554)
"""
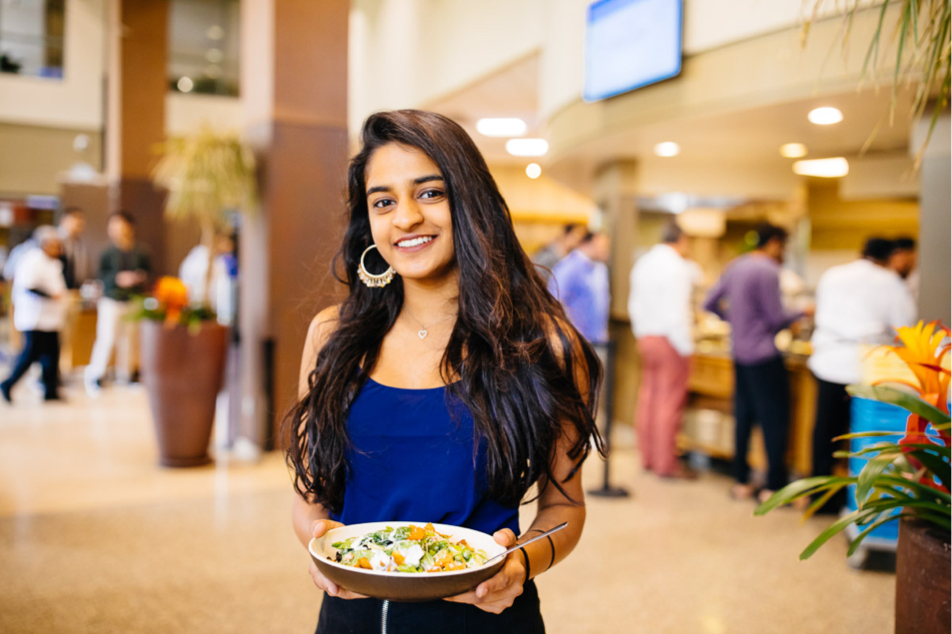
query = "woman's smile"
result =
(395, 234, 437, 252)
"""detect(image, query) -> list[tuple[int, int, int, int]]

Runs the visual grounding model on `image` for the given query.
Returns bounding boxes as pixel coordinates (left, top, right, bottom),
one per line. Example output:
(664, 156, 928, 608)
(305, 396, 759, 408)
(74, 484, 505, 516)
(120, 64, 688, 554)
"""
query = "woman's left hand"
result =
(443, 528, 525, 614)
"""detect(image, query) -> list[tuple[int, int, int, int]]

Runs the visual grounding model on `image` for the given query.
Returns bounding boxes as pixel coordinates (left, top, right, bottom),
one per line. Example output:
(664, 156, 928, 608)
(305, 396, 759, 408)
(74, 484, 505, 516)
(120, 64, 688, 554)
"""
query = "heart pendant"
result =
(418, 329, 428, 339)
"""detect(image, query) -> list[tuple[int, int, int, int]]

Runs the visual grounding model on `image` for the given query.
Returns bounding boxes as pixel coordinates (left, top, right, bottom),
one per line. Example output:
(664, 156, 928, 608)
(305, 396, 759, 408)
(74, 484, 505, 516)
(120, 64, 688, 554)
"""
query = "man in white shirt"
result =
(1, 227, 67, 403)
(628, 223, 699, 479)
(809, 237, 916, 487)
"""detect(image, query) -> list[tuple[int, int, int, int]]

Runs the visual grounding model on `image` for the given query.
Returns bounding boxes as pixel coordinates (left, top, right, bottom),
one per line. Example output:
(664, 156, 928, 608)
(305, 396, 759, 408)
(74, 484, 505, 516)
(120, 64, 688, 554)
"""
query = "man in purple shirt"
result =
(703, 224, 811, 501)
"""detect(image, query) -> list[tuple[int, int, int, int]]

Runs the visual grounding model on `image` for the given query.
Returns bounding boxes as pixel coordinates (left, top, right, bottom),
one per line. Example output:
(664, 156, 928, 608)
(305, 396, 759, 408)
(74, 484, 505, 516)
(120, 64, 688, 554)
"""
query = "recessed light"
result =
(780, 143, 807, 158)
(477, 118, 527, 137)
(808, 107, 843, 125)
(654, 142, 680, 157)
(506, 139, 548, 157)
(793, 157, 849, 177)
(177, 76, 194, 93)
(526, 163, 542, 179)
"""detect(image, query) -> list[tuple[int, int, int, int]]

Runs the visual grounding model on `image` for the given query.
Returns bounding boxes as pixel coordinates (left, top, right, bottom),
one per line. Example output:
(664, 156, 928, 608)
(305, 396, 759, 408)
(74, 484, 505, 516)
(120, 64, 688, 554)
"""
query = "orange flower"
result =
(889, 321, 951, 405)
(873, 321, 951, 476)
(153, 276, 189, 325)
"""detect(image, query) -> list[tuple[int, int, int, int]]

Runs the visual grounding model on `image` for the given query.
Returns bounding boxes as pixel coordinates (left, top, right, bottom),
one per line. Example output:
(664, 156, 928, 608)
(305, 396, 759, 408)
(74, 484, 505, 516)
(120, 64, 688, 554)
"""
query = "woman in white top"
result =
(1, 227, 67, 403)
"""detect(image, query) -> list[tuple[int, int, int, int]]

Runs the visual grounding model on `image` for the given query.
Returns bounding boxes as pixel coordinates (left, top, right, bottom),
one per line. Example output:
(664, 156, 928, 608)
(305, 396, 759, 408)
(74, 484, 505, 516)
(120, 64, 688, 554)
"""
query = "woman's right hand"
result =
(307, 519, 368, 599)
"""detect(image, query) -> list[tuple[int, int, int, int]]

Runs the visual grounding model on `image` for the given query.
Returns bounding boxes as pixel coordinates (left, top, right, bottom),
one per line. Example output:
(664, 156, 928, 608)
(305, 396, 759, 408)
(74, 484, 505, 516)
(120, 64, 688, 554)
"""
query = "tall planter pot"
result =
(895, 518, 951, 634)
(140, 320, 228, 467)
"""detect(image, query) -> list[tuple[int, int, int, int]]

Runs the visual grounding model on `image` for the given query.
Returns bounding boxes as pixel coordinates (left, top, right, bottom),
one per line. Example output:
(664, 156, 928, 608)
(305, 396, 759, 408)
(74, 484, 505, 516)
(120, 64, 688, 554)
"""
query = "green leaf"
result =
(800, 509, 873, 560)
(754, 477, 855, 516)
(856, 453, 898, 507)
(905, 449, 952, 491)
(802, 483, 847, 522)
(847, 384, 951, 426)
(847, 514, 900, 556)
(875, 476, 952, 503)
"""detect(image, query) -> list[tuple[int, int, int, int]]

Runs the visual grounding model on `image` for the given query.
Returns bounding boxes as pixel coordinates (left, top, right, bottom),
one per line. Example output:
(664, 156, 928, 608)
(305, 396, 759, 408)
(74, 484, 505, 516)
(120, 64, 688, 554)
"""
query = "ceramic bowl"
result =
(308, 521, 507, 602)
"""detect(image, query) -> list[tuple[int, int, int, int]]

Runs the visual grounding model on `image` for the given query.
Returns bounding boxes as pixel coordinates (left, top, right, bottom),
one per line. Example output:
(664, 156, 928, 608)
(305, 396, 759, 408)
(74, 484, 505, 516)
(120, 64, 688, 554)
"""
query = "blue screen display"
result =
(583, 0, 683, 101)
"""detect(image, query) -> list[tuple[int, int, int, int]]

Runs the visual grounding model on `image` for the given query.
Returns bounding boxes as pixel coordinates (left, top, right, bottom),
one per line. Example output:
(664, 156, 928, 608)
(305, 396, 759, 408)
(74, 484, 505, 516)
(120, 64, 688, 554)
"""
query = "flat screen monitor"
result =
(583, 0, 683, 102)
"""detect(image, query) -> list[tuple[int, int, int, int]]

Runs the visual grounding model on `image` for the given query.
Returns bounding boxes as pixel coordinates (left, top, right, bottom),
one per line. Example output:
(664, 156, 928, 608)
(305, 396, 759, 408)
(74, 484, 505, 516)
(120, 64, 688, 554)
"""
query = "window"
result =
(0, 0, 65, 79)
(169, 0, 240, 97)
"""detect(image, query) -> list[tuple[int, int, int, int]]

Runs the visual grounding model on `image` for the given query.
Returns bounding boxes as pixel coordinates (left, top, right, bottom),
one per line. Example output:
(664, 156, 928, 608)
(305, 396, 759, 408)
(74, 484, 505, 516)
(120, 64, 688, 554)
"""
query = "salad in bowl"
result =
(332, 523, 489, 573)
(308, 521, 506, 602)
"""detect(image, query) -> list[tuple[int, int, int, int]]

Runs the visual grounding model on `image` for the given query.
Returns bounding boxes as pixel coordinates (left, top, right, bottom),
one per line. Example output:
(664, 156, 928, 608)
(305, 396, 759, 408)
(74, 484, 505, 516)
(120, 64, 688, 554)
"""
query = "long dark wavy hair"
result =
(286, 109, 604, 513)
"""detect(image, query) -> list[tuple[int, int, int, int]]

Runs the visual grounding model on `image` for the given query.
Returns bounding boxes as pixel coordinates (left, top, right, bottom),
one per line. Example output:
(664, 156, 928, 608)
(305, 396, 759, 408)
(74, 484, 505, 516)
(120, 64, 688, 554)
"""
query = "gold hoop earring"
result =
(358, 244, 395, 288)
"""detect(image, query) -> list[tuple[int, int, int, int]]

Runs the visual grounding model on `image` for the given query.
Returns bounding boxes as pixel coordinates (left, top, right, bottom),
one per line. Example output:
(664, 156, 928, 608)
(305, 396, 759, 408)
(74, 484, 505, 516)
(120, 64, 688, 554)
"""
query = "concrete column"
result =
(592, 160, 640, 431)
(238, 0, 350, 449)
(911, 111, 951, 325)
(105, 0, 169, 274)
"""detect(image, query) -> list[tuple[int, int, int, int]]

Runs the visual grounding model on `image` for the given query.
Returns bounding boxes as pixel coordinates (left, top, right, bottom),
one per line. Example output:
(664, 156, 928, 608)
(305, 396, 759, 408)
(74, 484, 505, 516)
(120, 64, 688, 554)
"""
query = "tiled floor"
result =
(0, 378, 894, 633)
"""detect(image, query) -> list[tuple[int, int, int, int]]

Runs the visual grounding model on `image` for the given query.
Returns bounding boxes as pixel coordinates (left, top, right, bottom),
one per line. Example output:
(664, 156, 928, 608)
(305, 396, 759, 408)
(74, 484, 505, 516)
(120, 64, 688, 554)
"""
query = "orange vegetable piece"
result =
(408, 525, 426, 540)
(434, 550, 453, 568)
(357, 557, 371, 569)
(444, 562, 466, 571)
(393, 552, 405, 565)
(425, 523, 436, 533)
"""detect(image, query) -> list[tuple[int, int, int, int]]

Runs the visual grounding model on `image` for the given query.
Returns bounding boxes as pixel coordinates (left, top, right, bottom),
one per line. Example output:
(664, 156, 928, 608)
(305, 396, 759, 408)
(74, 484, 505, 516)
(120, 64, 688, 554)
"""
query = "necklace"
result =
(402, 308, 457, 340)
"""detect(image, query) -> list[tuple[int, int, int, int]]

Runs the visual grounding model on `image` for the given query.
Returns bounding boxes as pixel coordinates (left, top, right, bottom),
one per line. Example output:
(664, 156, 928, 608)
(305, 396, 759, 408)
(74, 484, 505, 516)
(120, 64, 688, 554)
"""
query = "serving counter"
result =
(680, 350, 817, 477)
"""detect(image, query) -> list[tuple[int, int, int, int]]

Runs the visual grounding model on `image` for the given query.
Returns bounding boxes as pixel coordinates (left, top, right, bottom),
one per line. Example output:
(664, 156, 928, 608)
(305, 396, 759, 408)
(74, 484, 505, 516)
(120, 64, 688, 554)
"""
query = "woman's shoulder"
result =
(307, 305, 342, 348)
(301, 305, 342, 369)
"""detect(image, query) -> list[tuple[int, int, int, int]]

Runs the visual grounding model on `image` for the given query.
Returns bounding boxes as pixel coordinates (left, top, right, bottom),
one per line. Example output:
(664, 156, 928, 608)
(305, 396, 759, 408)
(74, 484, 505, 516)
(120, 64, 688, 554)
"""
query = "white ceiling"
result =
(422, 52, 918, 198)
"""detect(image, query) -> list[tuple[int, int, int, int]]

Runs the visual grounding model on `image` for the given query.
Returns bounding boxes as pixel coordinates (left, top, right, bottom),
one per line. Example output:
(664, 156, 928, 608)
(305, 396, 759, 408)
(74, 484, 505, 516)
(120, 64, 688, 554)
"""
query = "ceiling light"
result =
(780, 143, 807, 158)
(506, 138, 548, 157)
(206, 25, 224, 40)
(177, 76, 194, 93)
(793, 157, 849, 178)
(526, 163, 542, 179)
(477, 118, 527, 137)
(808, 107, 843, 125)
(654, 142, 680, 157)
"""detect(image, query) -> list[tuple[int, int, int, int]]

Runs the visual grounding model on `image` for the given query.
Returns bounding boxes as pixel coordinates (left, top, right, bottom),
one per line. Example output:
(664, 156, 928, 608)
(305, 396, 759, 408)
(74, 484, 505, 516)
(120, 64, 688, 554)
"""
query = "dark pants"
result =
(2, 330, 60, 399)
(812, 376, 851, 477)
(733, 356, 789, 491)
(315, 580, 545, 634)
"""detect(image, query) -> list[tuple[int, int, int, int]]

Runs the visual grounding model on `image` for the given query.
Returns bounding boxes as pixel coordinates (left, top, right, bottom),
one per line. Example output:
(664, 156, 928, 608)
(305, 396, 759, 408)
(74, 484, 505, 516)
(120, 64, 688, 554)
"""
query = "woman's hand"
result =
(307, 519, 368, 600)
(444, 528, 525, 614)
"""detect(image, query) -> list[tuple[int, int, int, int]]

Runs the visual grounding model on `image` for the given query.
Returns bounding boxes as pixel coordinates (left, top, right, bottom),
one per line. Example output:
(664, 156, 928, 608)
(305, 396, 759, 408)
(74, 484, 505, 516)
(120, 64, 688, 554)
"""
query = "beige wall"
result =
(0, 123, 102, 196)
(348, 0, 544, 133)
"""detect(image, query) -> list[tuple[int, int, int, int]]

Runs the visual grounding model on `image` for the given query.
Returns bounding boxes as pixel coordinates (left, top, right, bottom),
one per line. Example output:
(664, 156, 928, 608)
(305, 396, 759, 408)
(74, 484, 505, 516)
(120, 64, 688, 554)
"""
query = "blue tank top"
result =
(329, 378, 520, 537)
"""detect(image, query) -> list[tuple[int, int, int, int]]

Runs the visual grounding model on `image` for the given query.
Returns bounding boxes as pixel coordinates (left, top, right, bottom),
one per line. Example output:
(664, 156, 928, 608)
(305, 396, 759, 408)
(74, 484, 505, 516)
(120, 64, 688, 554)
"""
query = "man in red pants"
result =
(628, 223, 699, 479)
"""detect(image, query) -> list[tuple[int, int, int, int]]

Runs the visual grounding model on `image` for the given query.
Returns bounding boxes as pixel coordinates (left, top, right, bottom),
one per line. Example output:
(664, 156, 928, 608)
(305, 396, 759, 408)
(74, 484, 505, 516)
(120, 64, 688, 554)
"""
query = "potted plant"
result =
(141, 128, 257, 467)
(756, 321, 950, 634)
(135, 277, 226, 466)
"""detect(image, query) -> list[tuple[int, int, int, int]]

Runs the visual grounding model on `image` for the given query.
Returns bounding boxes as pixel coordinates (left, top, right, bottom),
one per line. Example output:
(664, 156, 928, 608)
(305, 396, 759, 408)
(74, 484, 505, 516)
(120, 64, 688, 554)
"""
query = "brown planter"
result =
(140, 320, 228, 467)
(895, 518, 951, 634)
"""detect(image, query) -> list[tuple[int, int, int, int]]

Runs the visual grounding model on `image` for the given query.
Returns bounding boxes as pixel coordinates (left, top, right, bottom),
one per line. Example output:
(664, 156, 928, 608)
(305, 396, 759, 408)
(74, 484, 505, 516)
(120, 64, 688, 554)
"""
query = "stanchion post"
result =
(588, 339, 630, 498)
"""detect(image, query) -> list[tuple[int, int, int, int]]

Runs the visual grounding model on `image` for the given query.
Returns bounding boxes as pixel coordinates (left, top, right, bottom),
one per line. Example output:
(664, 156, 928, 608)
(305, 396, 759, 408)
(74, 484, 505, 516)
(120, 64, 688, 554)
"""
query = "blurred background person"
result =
(84, 211, 151, 395)
(56, 207, 91, 376)
(548, 231, 611, 346)
(889, 236, 919, 303)
(532, 222, 587, 282)
(1, 227, 66, 403)
(808, 237, 916, 509)
(179, 231, 235, 317)
(703, 223, 812, 502)
(629, 222, 699, 480)
(58, 207, 90, 290)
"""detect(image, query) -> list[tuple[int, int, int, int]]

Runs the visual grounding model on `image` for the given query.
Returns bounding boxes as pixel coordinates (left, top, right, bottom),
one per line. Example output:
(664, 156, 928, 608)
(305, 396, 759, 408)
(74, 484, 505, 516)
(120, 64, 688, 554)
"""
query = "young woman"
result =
(287, 110, 603, 634)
